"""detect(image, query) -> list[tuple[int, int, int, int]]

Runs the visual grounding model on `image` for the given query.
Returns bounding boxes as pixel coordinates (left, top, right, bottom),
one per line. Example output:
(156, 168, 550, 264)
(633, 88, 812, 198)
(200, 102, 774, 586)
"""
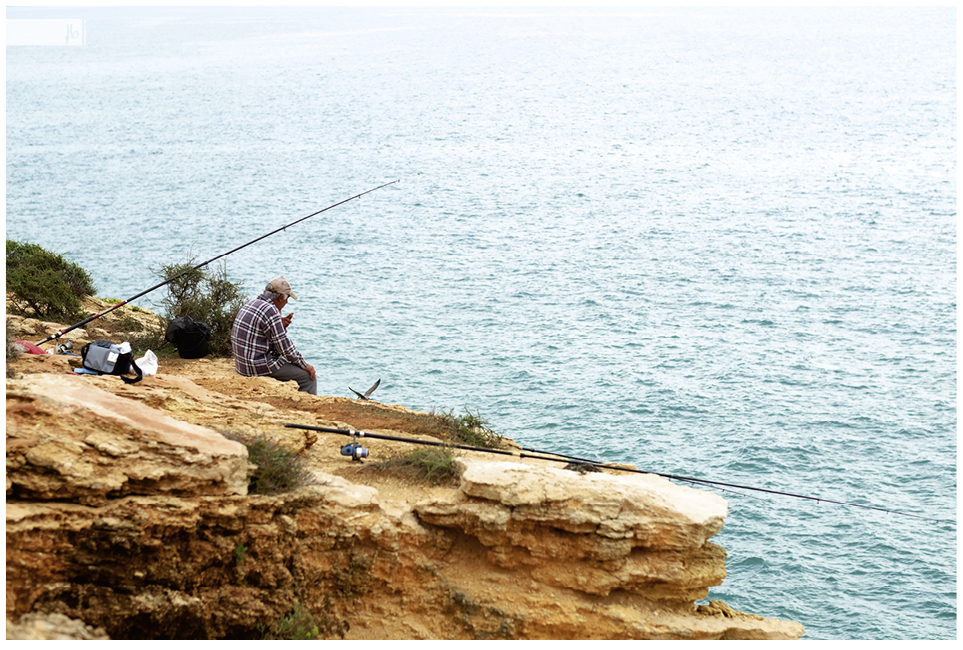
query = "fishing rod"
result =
(284, 422, 949, 524)
(36, 180, 400, 347)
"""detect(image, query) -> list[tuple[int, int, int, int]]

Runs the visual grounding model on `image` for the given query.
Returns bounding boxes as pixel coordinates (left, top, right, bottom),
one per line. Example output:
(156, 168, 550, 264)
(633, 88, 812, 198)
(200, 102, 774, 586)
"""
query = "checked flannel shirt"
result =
(230, 293, 308, 377)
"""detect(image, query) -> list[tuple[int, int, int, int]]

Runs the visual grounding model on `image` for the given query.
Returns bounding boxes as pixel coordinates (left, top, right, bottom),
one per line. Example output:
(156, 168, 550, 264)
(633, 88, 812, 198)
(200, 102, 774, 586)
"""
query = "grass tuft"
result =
(373, 447, 461, 485)
(233, 541, 248, 566)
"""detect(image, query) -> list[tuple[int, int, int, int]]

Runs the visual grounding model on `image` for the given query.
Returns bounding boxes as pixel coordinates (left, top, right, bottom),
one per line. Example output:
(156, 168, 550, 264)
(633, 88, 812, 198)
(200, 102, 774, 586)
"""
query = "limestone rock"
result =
(457, 459, 726, 549)
(6, 374, 252, 504)
(4, 332, 805, 640)
(6, 612, 110, 640)
(415, 460, 728, 601)
(6, 479, 804, 641)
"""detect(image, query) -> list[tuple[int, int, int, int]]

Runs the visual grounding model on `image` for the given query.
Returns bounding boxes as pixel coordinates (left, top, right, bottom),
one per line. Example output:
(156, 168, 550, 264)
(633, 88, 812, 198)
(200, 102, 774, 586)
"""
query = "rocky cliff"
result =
(5, 308, 804, 640)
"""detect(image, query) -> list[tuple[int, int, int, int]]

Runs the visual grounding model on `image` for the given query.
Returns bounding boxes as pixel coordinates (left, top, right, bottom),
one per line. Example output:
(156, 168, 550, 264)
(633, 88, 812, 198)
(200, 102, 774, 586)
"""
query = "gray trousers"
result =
(268, 361, 317, 395)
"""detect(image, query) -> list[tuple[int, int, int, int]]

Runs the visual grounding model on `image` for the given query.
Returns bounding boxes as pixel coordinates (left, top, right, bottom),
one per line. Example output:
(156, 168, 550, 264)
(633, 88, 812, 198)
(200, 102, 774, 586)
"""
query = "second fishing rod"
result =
(284, 422, 949, 524)
(36, 180, 400, 347)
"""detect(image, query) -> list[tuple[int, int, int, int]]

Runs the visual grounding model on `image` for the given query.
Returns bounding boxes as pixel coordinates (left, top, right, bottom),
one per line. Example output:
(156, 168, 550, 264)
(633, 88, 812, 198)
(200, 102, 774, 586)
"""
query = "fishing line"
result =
(518, 445, 949, 523)
(518, 446, 761, 500)
(516, 444, 931, 513)
(36, 180, 400, 346)
(284, 422, 949, 524)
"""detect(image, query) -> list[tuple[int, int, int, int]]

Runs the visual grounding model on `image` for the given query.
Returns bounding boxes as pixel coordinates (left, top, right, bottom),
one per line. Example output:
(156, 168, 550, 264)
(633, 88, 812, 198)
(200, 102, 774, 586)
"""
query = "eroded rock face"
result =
(417, 460, 728, 601)
(6, 475, 802, 640)
(5, 365, 804, 640)
(6, 374, 252, 504)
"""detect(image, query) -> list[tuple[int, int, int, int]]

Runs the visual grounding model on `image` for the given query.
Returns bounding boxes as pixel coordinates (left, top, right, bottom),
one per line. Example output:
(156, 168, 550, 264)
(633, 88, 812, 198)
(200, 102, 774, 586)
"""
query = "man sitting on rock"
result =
(230, 275, 317, 395)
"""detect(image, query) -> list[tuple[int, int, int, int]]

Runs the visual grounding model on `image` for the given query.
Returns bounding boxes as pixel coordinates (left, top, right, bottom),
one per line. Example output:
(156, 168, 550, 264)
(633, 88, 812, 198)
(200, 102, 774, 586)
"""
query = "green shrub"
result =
(153, 258, 247, 357)
(229, 433, 313, 494)
(438, 408, 503, 449)
(6, 240, 95, 322)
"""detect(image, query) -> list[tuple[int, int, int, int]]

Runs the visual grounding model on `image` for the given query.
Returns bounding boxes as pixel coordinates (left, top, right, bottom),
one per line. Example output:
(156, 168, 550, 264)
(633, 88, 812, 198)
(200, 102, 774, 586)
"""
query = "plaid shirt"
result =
(230, 293, 307, 376)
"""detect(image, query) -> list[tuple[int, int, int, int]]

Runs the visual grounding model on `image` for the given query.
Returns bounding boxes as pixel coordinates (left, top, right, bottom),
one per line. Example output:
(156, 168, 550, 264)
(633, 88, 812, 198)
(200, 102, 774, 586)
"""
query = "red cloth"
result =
(14, 340, 48, 355)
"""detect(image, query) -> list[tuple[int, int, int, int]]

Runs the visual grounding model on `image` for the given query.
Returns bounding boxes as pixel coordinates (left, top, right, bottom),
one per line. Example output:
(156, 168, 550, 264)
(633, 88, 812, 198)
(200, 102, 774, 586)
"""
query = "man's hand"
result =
(305, 363, 316, 380)
(281, 312, 293, 329)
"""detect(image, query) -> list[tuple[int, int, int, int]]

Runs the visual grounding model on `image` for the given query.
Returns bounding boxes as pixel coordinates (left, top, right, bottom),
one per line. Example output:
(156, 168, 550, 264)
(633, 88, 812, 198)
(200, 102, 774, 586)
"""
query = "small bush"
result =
(6, 240, 95, 322)
(229, 433, 313, 494)
(153, 258, 247, 357)
(402, 447, 460, 484)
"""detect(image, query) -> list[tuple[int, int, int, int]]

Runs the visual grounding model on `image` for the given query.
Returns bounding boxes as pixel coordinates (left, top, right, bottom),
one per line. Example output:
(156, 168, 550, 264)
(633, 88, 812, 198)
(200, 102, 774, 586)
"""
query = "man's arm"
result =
(264, 308, 307, 369)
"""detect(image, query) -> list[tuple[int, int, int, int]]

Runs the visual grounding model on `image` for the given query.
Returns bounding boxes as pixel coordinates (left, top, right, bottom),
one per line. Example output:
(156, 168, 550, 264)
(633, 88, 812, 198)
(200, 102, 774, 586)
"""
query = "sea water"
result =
(4, 6, 956, 639)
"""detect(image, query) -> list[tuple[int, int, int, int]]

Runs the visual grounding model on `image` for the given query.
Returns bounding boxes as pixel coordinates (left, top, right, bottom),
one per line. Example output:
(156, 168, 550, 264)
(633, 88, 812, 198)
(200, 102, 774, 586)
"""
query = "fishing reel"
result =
(340, 439, 369, 462)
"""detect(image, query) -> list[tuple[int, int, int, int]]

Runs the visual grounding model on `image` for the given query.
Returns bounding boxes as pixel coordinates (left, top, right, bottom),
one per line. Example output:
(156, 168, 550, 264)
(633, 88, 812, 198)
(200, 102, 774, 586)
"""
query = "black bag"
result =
(81, 340, 143, 384)
(165, 315, 210, 359)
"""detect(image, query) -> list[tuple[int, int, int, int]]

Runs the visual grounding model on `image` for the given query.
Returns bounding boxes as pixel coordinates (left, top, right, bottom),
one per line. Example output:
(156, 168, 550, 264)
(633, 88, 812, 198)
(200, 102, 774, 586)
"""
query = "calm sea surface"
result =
(5, 7, 956, 640)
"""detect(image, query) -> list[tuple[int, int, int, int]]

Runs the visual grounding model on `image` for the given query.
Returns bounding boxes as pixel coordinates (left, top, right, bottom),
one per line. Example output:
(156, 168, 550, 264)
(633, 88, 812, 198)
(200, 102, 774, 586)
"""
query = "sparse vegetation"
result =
(399, 447, 460, 484)
(103, 298, 146, 313)
(437, 407, 503, 449)
(226, 433, 313, 494)
(6, 240, 96, 322)
(373, 447, 461, 485)
(234, 541, 248, 566)
(153, 258, 247, 357)
(258, 602, 321, 640)
(322, 402, 504, 450)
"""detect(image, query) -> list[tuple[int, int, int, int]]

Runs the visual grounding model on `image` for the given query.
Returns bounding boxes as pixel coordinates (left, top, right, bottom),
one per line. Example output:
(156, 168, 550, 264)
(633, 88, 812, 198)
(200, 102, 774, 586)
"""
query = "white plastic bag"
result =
(135, 349, 158, 376)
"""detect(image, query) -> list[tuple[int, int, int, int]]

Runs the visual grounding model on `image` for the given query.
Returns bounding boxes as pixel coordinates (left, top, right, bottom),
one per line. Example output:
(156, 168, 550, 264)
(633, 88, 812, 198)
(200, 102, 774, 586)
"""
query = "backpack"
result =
(165, 315, 211, 359)
(80, 340, 143, 384)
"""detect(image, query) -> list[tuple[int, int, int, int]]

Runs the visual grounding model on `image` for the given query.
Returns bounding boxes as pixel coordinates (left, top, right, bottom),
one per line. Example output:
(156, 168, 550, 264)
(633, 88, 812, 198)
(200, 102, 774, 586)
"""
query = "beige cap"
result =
(266, 275, 298, 300)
